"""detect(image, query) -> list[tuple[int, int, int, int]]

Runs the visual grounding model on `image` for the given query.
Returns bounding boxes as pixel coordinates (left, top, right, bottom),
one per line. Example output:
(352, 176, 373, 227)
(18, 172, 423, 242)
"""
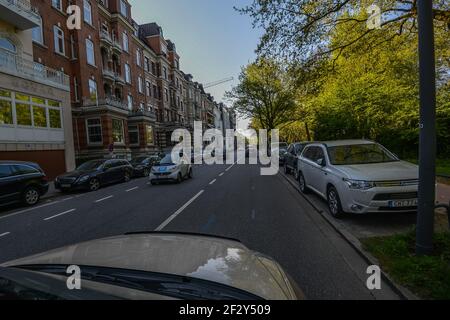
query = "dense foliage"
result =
(230, 3, 450, 158)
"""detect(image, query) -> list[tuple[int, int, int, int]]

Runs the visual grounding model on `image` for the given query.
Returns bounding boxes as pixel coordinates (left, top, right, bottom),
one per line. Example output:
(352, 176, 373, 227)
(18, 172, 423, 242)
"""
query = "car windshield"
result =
(327, 144, 399, 165)
(131, 157, 147, 165)
(76, 160, 105, 171)
(157, 155, 175, 166)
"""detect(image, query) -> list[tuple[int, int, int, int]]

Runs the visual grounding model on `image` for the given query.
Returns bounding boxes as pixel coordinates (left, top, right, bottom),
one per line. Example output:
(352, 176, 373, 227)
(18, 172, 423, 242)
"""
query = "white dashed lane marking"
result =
(44, 209, 76, 221)
(126, 187, 139, 192)
(209, 179, 217, 185)
(0, 232, 11, 238)
(95, 196, 113, 203)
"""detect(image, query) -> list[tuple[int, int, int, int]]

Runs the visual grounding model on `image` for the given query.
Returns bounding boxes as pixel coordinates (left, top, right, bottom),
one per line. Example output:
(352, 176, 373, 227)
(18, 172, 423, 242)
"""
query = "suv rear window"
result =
(0, 165, 13, 178)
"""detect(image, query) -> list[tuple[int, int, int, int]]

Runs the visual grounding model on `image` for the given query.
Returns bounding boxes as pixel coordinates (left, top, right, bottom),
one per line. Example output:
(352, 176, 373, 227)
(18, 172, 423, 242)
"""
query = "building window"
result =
(136, 49, 141, 66)
(127, 94, 133, 110)
(73, 77, 79, 102)
(112, 119, 124, 143)
(86, 39, 95, 65)
(122, 32, 129, 52)
(163, 67, 167, 80)
(86, 118, 102, 144)
(52, 0, 62, 11)
(0, 91, 13, 125)
(88, 79, 97, 102)
(124, 64, 131, 83)
(146, 81, 151, 97)
(120, 0, 128, 17)
(0, 90, 61, 129)
(0, 38, 16, 53)
(32, 16, 44, 44)
(144, 57, 150, 72)
(146, 125, 154, 146)
(53, 26, 65, 55)
(83, 0, 92, 25)
(138, 77, 143, 94)
(128, 125, 139, 145)
(164, 89, 169, 102)
(70, 35, 77, 59)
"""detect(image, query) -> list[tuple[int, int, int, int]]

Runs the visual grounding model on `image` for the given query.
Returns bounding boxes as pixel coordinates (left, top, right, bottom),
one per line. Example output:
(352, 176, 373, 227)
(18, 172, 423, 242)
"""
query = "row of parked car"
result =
(0, 153, 190, 208)
(280, 139, 419, 218)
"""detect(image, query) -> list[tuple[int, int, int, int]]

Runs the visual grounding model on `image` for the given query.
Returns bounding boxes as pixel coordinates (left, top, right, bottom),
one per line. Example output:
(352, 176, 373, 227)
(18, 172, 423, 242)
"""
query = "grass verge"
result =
(362, 231, 450, 300)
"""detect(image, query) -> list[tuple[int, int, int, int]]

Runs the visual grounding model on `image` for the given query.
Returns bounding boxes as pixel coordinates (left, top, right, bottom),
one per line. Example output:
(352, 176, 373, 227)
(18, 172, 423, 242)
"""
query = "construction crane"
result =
(204, 77, 234, 89)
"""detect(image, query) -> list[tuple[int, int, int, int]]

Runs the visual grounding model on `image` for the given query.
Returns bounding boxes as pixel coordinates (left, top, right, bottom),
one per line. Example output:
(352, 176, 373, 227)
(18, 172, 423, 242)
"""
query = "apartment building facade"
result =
(4, 0, 236, 167)
(0, 0, 75, 179)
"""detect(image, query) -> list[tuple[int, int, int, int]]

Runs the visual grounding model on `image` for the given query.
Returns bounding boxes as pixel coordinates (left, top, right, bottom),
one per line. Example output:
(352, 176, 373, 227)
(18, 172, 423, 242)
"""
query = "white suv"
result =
(296, 140, 419, 218)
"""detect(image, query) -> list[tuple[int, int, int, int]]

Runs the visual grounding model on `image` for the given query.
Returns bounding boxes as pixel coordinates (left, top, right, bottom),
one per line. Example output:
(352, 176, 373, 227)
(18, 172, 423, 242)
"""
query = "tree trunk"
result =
(304, 122, 312, 141)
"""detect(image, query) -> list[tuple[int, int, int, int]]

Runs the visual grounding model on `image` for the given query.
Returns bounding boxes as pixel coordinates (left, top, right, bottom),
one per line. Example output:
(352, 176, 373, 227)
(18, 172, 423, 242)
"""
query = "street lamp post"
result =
(416, 0, 437, 255)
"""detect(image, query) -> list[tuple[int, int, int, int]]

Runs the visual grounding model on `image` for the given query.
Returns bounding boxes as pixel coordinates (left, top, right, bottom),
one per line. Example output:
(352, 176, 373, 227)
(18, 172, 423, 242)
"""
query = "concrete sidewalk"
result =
(42, 182, 62, 200)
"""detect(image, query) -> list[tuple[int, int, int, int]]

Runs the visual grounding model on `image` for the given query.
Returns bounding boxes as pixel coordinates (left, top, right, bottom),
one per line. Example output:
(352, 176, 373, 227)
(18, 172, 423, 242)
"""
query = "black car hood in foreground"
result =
(2, 234, 301, 300)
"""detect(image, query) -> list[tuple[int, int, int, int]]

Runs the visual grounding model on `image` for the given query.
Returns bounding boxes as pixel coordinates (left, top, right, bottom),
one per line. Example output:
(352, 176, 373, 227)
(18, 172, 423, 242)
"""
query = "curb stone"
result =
(280, 171, 420, 301)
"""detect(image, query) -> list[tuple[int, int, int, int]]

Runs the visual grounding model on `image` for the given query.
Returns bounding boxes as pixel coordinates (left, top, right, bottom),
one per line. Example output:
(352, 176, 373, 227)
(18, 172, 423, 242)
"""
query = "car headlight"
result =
(78, 175, 90, 183)
(135, 165, 144, 170)
(343, 179, 376, 190)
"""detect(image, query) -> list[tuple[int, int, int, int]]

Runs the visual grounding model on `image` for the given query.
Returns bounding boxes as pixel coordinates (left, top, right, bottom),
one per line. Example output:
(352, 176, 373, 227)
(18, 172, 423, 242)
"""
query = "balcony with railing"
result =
(0, 0, 40, 30)
(129, 107, 157, 122)
(82, 97, 130, 113)
(0, 49, 70, 90)
(102, 68, 115, 81)
(99, 30, 113, 45)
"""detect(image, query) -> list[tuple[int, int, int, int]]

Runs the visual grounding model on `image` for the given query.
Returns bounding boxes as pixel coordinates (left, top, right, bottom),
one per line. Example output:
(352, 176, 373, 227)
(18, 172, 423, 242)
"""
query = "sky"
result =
(128, 0, 262, 130)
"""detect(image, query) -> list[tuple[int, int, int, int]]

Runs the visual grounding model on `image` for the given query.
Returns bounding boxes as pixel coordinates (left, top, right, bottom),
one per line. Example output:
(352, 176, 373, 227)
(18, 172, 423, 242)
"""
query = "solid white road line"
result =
(44, 209, 76, 221)
(95, 195, 113, 203)
(209, 179, 217, 185)
(0, 232, 11, 238)
(155, 190, 205, 231)
(126, 187, 139, 192)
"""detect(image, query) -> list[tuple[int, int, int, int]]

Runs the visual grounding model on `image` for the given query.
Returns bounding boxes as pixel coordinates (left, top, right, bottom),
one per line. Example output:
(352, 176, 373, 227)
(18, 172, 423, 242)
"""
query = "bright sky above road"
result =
(129, 0, 262, 130)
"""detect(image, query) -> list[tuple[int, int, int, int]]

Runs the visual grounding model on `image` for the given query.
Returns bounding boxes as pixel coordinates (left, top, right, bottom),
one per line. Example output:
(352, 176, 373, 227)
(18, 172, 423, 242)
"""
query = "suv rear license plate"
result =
(388, 199, 418, 208)
(61, 184, 71, 188)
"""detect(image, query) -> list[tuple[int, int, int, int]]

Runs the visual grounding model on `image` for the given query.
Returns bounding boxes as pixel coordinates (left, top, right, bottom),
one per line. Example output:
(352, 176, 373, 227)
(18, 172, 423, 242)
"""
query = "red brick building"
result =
(29, 0, 218, 165)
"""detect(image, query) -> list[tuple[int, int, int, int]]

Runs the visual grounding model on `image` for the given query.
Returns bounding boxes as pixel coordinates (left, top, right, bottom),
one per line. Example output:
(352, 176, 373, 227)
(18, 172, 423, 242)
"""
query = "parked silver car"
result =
(296, 140, 419, 218)
(149, 154, 192, 185)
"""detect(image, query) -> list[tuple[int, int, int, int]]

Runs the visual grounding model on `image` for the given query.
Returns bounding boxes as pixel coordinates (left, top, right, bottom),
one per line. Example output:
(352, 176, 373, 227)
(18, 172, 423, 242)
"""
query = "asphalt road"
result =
(0, 163, 401, 300)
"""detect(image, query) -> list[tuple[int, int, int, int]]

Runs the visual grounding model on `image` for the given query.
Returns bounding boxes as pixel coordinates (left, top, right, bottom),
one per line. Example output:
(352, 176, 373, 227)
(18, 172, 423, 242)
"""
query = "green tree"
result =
(237, 0, 449, 65)
(226, 59, 297, 130)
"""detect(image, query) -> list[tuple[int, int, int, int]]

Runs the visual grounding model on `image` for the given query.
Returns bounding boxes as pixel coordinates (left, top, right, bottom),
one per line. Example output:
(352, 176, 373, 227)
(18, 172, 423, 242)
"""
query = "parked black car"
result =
(278, 143, 289, 166)
(130, 155, 162, 177)
(0, 161, 49, 207)
(55, 159, 133, 192)
(284, 143, 309, 180)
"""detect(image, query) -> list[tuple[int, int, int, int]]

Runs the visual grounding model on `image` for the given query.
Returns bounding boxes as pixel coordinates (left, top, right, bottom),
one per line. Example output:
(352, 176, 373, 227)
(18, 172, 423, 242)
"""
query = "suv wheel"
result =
(23, 186, 40, 206)
(89, 178, 100, 192)
(294, 167, 299, 181)
(143, 168, 150, 177)
(176, 173, 182, 184)
(298, 173, 310, 194)
(188, 168, 193, 179)
(327, 186, 345, 219)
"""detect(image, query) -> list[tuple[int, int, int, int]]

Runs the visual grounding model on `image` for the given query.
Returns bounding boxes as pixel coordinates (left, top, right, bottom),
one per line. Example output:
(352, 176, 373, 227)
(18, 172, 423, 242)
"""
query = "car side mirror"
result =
(316, 158, 326, 167)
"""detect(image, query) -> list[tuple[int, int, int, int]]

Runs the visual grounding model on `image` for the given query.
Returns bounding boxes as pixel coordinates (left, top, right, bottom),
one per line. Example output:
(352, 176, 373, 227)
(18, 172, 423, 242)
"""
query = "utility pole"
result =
(416, 0, 437, 256)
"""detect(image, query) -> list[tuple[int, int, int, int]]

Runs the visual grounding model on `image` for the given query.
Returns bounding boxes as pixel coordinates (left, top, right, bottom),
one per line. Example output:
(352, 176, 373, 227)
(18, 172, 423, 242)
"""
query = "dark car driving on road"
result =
(130, 155, 162, 177)
(0, 161, 49, 207)
(55, 159, 133, 192)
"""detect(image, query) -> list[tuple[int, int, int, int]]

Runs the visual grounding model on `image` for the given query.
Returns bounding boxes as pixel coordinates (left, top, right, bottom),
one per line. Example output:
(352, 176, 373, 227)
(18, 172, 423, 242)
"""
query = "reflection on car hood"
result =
(2, 234, 297, 300)
(58, 170, 97, 179)
(336, 161, 419, 181)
